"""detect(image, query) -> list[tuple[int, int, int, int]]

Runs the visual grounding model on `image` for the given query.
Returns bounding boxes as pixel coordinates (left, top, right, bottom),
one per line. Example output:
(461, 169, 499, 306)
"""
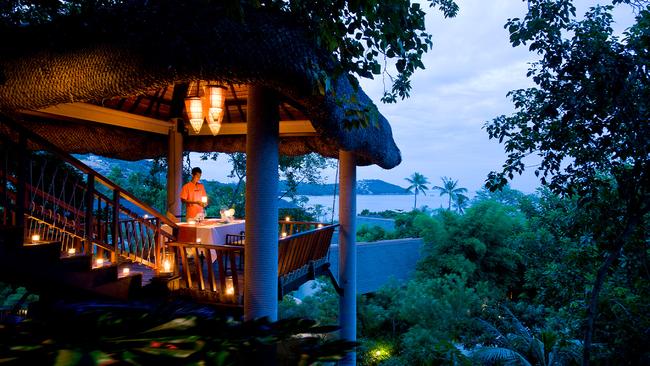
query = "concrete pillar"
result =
(245, 85, 279, 321)
(167, 121, 183, 222)
(339, 150, 357, 365)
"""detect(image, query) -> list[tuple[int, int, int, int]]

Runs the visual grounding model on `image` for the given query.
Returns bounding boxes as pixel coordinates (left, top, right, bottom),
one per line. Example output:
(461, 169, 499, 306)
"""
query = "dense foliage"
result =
(283, 186, 650, 365)
(0, 299, 355, 365)
(486, 1, 650, 363)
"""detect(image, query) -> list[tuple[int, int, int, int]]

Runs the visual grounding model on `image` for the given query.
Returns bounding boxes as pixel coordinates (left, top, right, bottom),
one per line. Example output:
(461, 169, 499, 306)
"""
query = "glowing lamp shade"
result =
(206, 85, 226, 136)
(184, 96, 204, 133)
(163, 259, 172, 273)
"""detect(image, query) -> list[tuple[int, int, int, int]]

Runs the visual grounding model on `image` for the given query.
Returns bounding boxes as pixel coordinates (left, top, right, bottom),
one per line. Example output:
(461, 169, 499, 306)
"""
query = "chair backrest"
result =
(277, 224, 337, 277)
(225, 233, 245, 246)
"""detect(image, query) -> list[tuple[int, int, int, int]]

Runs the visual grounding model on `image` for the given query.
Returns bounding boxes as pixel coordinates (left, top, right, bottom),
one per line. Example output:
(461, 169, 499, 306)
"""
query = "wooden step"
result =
(61, 264, 118, 289)
(58, 254, 93, 272)
(19, 241, 62, 263)
(92, 273, 143, 300)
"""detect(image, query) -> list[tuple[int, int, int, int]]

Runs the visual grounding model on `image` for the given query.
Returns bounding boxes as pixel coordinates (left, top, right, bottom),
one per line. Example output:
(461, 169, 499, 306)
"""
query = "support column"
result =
(167, 121, 183, 222)
(339, 150, 357, 365)
(245, 85, 279, 321)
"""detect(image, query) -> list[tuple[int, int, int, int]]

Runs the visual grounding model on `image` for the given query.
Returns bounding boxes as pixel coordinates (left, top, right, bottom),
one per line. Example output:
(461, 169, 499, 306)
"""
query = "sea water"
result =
(303, 194, 451, 221)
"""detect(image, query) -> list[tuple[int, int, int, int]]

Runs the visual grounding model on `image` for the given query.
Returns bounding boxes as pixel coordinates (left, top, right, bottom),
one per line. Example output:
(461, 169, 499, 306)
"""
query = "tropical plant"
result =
(473, 306, 582, 366)
(0, 299, 356, 365)
(405, 172, 430, 210)
(433, 176, 468, 210)
(486, 1, 650, 363)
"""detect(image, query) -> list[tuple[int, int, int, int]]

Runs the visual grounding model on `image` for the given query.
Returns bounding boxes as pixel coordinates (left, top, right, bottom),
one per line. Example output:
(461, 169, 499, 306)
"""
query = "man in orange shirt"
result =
(180, 167, 208, 220)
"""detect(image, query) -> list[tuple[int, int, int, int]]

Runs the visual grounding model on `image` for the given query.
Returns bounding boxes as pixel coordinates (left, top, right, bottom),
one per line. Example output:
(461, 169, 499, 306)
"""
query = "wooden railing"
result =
(278, 223, 338, 296)
(0, 114, 177, 269)
(166, 222, 338, 305)
(166, 242, 243, 305)
(278, 220, 326, 236)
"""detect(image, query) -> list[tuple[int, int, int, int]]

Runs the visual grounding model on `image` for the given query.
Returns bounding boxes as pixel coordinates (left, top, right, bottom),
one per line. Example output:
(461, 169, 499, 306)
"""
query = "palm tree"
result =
(405, 172, 430, 210)
(433, 176, 468, 210)
(453, 193, 469, 214)
(472, 306, 582, 366)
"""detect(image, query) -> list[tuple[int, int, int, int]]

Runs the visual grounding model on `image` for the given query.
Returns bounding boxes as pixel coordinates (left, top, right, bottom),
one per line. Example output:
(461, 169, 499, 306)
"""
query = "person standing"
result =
(180, 167, 208, 220)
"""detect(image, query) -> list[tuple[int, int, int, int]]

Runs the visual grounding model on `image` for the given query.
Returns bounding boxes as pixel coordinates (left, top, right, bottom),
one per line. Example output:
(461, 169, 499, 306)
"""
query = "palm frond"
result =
(472, 347, 532, 366)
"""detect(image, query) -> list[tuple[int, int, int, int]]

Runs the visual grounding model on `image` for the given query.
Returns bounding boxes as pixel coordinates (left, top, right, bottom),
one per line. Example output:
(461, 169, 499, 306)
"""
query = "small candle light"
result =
(317, 224, 323, 228)
(285, 216, 290, 222)
(122, 267, 130, 275)
(67, 248, 76, 255)
(188, 220, 196, 225)
(143, 214, 149, 219)
(225, 277, 234, 296)
(196, 238, 202, 243)
(201, 196, 208, 203)
(281, 232, 287, 238)
(96, 258, 104, 267)
(163, 259, 172, 273)
(31, 234, 40, 242)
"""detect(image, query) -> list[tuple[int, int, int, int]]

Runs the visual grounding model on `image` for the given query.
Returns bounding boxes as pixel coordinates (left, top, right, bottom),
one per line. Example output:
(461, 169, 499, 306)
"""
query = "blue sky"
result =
(197, 0, 637, 195)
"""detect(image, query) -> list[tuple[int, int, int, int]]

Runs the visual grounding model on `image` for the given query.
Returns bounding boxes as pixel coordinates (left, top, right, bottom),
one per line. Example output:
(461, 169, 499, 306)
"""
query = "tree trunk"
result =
(448, 194, 452, 210)
(582, 215, 640, 366)
(413, 191, 417, 210)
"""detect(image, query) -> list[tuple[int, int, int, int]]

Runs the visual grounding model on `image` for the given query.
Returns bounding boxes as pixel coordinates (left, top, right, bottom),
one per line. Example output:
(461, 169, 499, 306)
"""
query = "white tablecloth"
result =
(175, 219, 245, 245)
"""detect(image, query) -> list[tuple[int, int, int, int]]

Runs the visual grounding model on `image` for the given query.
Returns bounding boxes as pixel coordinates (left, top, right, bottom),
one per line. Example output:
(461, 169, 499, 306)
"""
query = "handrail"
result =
(279, 223, 339, 242)
(1, 113, 177, 270)
(0, 114, 177, 229)
(167, 242, 243, 251)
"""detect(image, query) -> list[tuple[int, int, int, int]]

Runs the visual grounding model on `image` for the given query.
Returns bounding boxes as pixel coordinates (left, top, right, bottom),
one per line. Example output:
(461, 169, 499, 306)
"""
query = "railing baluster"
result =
(112, 191, 120, 254)
(180, 246, 192, 288)
(15, 134, 28, 236)
(155, 219, 161, 270)
(229, 251, 240, 303)
(84, 173, 94, 255)
(205, 249, 216, 292)
(217, 250, 227, 296)
(194, 248, 205, 290)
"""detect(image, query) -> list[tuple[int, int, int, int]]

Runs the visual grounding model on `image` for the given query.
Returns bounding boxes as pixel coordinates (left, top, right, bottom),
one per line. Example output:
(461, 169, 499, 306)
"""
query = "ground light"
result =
(368, 344, 392, 364)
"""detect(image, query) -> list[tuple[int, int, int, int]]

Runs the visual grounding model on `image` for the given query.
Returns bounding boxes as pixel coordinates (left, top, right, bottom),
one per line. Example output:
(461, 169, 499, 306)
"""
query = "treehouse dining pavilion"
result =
(0, 2, 401, 364)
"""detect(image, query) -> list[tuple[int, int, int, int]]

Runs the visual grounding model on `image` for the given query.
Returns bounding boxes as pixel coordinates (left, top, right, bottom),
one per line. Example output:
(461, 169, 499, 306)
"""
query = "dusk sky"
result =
(197, 0, 636, 196)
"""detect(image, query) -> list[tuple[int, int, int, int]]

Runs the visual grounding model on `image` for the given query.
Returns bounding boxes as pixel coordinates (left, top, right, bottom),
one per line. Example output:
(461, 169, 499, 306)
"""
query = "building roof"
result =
(0, 1, 401, 168)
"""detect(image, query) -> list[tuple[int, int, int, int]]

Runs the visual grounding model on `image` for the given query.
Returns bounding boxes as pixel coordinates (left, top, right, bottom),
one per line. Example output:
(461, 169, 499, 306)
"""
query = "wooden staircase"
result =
(0, 115, 177, 301)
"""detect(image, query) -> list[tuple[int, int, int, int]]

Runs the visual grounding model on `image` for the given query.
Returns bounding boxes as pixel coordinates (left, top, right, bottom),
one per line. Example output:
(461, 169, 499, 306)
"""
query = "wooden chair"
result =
(225, 232, 245, 269)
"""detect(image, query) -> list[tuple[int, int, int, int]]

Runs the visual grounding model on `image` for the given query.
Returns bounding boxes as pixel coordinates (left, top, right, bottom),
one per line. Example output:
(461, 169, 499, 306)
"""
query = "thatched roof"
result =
(0, 1, 401, 168)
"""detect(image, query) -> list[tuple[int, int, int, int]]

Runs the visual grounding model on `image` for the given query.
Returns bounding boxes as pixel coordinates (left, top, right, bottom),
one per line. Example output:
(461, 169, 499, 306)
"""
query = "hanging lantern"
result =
(184, 96, 204, 133)
(206, 85, 226, 135)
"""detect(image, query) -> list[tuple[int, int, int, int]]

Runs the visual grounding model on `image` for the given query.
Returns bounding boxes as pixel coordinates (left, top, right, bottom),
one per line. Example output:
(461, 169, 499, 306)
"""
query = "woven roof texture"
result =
(0, 1, 401, 168)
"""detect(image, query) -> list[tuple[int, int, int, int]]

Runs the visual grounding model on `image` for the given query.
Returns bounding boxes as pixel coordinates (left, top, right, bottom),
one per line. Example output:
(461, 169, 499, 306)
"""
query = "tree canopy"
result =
(0, 0, 458, 104)
(485, 1, 650, 364)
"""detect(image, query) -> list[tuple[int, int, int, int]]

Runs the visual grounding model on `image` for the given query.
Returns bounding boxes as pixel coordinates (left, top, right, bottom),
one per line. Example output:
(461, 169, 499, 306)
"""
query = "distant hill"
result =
(76, 154, 152, 177)
(77, 155, 408, 195)
(283, 179, 409, 196)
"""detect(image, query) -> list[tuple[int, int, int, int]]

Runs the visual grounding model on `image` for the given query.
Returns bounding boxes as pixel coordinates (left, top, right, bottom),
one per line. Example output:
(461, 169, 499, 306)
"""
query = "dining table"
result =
(175, 219, 246, 245)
